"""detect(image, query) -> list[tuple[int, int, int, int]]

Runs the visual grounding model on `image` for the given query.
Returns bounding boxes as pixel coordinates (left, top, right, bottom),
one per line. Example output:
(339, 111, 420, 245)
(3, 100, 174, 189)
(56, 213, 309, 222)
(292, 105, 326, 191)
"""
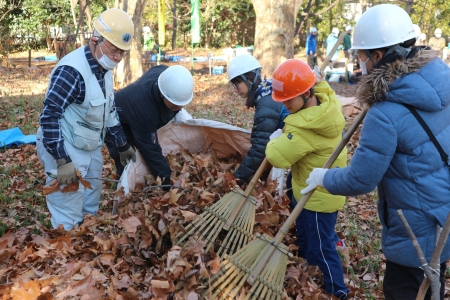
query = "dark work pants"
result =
(105, 122, 136, 178)
(384, 260, 446, 300)
(296, 208, 349, 298)
(287, 172, 348, 298)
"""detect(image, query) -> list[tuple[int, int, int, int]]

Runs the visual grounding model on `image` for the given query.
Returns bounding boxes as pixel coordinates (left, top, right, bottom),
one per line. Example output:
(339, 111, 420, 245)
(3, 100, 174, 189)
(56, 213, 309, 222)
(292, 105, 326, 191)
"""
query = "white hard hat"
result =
(310, 27, 318, 33)
(332, 28, 339, 35)
(345, 25, 353, 32)
(158, 66, 194, 106)
(93, 8, 134, 50)
(227, 54, 261, 81)
(435, 28, 442, 34)
(352, 4, 415, 50)
(412, 24, 421, 40)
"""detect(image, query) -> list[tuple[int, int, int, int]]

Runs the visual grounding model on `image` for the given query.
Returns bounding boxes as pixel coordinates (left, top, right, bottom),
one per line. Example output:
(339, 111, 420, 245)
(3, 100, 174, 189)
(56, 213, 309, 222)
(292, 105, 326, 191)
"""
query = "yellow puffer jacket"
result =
(265, 81, 347, 212)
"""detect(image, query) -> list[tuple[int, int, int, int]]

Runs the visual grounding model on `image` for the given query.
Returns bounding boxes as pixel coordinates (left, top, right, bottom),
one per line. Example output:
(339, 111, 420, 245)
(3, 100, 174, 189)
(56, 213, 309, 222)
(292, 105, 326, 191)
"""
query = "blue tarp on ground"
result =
(0, 127, 36, 147)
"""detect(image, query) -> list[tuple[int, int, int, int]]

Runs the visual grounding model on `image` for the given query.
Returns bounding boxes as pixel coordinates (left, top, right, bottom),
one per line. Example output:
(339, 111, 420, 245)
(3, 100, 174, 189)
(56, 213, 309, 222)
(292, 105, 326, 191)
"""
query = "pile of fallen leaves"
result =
(0, 105, 377, 300)
(0, 127, 383, 300)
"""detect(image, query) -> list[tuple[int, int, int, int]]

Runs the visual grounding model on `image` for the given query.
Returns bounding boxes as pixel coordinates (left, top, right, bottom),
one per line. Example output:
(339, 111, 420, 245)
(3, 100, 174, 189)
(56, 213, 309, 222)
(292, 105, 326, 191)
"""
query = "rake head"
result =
(174, 188, 256, 257)
(205, 234, 289, 300)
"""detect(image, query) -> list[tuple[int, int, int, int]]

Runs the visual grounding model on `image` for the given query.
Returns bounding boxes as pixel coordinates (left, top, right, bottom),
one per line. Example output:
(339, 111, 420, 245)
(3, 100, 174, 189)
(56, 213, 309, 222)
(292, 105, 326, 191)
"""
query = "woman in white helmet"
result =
(37, 8, 136, 230)
(302, 4, 450, 299)
(105, 65, 194, 191)
(227, 54, 288, 186)
(326, 27, 342, 68)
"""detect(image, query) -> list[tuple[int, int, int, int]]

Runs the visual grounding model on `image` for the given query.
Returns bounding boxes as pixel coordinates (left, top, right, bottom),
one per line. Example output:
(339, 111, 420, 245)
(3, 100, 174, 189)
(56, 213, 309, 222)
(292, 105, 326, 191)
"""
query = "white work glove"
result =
(301, 168, 328, 194)
(269, 129, 283, 140)
(313, 65, 324, 84)
(309, 51, 313, 55)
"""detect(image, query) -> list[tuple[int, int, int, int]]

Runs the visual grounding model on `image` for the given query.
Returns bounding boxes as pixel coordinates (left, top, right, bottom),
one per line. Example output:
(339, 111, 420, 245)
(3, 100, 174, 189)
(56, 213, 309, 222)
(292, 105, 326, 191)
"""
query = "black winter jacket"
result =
(114, 65, 176, 180)
(233, 94, 282, 182)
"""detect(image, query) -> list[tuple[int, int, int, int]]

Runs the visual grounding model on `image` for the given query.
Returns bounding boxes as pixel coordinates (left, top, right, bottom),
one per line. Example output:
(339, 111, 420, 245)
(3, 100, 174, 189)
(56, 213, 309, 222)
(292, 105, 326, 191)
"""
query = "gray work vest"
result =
(48, 47, 119, 151)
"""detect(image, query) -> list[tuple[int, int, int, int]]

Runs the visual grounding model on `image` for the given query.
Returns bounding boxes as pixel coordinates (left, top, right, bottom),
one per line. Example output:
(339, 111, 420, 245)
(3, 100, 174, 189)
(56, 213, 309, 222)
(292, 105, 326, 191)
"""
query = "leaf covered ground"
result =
(0, 64, 449, 299)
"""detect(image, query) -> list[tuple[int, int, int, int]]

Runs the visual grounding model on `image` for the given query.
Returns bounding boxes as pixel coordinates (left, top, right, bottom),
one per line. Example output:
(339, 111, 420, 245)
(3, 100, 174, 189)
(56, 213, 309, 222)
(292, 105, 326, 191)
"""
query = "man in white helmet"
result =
(305, 27, 318, 68)
(343, 25, 353, 61)
(302, 4, 450, 299)
(37, 8, 136, 230)
(428, 28, 445, 51)
(105, 65, 194, 191)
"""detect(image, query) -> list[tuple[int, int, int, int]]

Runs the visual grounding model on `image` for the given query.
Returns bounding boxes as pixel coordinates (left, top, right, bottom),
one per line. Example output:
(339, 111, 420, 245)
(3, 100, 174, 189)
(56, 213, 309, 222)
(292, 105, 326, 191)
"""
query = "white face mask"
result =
(96, 43, 118, 70)
(360, 56, 370, 75)
(435, 33, 442, 39)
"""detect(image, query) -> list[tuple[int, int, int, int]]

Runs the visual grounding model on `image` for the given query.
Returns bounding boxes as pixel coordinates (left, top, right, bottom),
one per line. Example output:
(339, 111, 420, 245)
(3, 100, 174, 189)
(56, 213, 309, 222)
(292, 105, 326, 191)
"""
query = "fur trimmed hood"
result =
(357, 49, 450, 110)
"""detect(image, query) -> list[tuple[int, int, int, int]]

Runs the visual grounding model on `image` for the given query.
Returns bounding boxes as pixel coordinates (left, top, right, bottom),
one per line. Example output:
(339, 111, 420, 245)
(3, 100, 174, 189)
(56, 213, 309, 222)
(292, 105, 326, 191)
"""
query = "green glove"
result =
(119, 146, 136, 167)
(56, 159, 78, 185)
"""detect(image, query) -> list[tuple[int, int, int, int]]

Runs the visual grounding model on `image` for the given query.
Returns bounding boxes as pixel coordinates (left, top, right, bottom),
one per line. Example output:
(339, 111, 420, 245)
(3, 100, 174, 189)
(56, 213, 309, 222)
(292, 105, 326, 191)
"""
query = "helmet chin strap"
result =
(301, 93, 310, 108)
(240, 68, 261, 99)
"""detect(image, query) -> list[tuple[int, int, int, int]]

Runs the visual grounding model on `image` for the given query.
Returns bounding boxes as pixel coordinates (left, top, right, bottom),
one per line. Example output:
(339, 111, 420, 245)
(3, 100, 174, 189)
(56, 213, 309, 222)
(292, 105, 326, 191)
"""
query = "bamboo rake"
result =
(206, 106, 368, 299)
(175, 158, 270, 256)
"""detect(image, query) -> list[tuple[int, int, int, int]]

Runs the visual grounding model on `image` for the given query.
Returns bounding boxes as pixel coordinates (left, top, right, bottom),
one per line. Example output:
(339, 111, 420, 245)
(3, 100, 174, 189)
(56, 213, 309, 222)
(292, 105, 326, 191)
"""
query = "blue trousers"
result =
(296, 209, 349, 298)
(287, 172, 348, 298)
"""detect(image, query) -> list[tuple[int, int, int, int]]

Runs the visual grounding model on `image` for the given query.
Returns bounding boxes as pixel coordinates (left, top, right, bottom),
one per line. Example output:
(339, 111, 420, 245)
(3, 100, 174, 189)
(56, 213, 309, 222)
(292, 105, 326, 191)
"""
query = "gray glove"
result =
(119, 146, 136, 167)
(56, 159, 78, 185)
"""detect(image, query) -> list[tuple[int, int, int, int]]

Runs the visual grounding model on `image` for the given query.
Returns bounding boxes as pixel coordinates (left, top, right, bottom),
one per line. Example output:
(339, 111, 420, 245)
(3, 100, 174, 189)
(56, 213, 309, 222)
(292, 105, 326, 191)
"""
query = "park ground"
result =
(0, 48, 448, 299)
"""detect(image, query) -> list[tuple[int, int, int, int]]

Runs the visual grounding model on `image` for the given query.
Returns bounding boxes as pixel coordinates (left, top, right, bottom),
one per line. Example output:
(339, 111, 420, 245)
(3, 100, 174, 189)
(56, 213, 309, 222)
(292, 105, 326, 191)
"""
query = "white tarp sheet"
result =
(117, 119, 251, 195)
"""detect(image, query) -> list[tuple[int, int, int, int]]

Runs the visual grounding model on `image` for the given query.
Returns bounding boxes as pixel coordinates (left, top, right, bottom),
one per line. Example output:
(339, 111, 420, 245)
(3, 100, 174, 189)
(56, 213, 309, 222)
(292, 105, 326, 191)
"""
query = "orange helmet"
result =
(272, 59, 316, 102)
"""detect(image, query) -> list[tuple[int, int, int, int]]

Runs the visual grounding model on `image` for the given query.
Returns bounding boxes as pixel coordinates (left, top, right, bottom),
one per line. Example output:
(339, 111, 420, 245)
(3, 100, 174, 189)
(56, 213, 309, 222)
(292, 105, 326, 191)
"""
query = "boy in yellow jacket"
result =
(265, 59, 349, 299)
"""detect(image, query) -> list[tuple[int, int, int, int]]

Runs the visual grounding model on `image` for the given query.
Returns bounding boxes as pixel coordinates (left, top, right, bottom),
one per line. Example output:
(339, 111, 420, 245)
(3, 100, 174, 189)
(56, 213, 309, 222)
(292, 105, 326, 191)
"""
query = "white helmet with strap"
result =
(227, 54, 261, 81)
(352, 4, 415, 50)
(158, 66, 194, 106)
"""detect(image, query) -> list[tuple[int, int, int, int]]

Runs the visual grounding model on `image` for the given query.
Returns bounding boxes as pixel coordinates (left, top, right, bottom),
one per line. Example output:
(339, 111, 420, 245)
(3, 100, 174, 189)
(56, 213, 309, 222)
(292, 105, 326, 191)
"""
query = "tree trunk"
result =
(171, 0, 177, 50)
(253, 0, 300, 77)
(115, 0, 147, 88)
(360, 0, 367, 13)
(77, 0, 88, 46)
(404, 0, 414, 14)
(70, 0, 79, 28)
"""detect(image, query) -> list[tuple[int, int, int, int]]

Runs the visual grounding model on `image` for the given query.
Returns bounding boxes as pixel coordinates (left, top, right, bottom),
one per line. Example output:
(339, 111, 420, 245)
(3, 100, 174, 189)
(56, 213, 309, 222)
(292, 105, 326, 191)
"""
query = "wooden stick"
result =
(247, 106, 368, 285)
(223, 157, 269, 230)
(414, 213, 450, 300)
(398, 210, 450, 300)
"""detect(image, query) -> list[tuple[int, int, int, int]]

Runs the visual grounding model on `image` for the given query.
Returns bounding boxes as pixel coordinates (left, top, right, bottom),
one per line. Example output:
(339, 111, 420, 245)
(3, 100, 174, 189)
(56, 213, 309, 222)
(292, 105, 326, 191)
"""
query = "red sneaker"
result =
(336, 240, 346, 251)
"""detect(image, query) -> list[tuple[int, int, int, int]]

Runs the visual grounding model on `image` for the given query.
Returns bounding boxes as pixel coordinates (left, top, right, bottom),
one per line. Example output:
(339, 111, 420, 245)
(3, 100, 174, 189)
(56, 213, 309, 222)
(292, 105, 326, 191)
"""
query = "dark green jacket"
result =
(344, 33, 352, 50)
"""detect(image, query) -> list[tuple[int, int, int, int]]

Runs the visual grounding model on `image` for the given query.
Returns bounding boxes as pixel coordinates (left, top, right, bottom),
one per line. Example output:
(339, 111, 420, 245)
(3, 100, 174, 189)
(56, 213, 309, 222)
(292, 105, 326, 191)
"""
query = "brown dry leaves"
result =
(43, 170, 92, 196)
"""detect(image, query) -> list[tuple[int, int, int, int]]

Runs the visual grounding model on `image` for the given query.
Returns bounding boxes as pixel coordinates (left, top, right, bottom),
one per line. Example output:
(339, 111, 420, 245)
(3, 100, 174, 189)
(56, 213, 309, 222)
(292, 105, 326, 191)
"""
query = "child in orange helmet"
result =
(265, 59, 349, 299)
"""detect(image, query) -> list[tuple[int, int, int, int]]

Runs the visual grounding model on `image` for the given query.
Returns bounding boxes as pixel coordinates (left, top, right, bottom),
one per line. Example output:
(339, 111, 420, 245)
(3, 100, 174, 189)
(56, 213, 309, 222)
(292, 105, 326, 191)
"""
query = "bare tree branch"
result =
(398, 210, 450, 300)
(301, 0, 340, 17)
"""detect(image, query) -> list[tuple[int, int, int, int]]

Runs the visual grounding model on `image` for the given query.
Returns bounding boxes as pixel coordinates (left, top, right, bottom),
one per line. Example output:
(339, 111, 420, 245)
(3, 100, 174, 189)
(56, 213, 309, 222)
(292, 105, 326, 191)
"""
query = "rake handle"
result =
(223, 157, 269, 230)
(247, 106, 368, 285)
